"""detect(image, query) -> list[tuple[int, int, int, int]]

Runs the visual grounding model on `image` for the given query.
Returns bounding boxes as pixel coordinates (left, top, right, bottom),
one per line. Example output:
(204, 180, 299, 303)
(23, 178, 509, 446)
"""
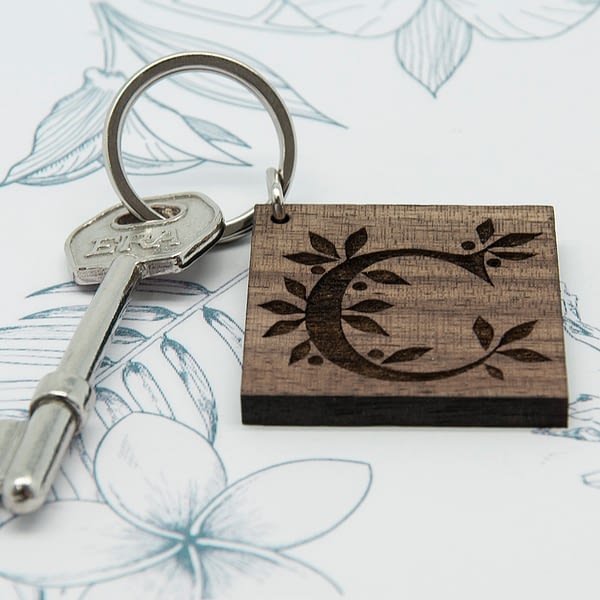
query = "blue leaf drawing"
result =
(150, 0, 600, 95)
(535, 284, 600, 443)
(0, 271, 246, 486)
(95, 387, 135, 426)
(537, 395, 600, 442)
(561, 283, 600, 352)
(146, 0, 327, 33)
(288, 0, 423, 36)
(29, 278, 210, 298)
(118, 92, 248, 175)
(0, 414, 371, 596)
(1, 68, 111, 186)
(1, 67, 246, 187)
(122, 361, 175, 418)
(203, 306, 244, 365)
(2, 3, 339, 187)
(444, 0, 600, 40)
(160, 335, 217, 442)
(21, 306, 90, 321)
(113, 327, 147, 345)
(97, 3, 339, 124)
(396, 0, 472, 97)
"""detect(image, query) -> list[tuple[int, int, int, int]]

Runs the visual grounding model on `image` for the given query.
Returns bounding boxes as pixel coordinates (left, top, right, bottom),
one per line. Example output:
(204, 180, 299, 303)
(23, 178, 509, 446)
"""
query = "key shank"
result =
(0, 193, 224, 514)
(2, 254, 141, 513)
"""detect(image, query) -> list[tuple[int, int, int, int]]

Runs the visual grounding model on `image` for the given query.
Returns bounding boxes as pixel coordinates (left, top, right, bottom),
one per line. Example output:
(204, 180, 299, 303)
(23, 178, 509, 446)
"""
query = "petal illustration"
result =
(195, 459, 371, 549)
(160, 335, 217, 442)
(289, 0, 424, 36)
(539, 393, 600, 442)
(1, 68, 115, 186)
(121, 93, 245, 175)
(203, 307, 244, 366)
(396, 0, 472, 96)
(199, 543, 339, 598)
(561, 283, 600, 352)
(122, 361, 174, 418)
(0, 501, 178, 587)
(445, 0, 600, 39)
(97, 4, 338, 124)
(141, 0, 324, 33)
(83, 552, 199, 600)
(1, 67, 244, 187)
(95, 414, 226, 536)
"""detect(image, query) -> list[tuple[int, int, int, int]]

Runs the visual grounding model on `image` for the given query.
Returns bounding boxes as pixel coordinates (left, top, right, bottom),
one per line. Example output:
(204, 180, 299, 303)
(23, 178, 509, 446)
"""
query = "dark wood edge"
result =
(241, 394, 568, 427)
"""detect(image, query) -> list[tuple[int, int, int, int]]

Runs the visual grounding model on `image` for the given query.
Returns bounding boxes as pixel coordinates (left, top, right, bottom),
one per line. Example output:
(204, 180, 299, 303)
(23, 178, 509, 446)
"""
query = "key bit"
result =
(0, 192, 223, 513)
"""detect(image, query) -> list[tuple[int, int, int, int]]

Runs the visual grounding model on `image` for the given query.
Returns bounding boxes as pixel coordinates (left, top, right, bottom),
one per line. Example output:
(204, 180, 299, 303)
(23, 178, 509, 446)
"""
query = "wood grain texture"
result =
(241, 204, 568, 427)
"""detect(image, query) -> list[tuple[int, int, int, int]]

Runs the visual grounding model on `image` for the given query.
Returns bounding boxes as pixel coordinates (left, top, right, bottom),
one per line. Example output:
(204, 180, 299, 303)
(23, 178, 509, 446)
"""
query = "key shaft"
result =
(2, 254, 141, 513)
(1, 193, 223, 514)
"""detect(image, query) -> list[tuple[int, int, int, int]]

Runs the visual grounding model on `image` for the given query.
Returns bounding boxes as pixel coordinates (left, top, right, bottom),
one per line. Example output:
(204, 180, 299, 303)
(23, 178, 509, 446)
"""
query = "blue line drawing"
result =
(1, 3, 337, 188)
(4, 1, 596, 187)
(203, 306, 244, 366)
(0, 272, 372, 597)
(145, 0, 330, 34)
(544, 394, 600, 442)
(395, 0, 472, 96)
(535, 284, 600, 442)
(149, 0, 600, 96)
(562, 283, 600, 353)
(0, 414, 371, 597)
(0, 274, 245, 475)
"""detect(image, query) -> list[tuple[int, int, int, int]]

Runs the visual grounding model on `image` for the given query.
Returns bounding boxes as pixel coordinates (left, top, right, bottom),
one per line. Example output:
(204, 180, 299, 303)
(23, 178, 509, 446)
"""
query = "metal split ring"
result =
(103, 52, 296, 242)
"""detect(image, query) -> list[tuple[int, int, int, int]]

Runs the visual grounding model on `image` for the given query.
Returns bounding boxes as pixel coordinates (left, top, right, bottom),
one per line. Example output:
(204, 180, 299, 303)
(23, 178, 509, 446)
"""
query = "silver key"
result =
(0, 192, 223, 513)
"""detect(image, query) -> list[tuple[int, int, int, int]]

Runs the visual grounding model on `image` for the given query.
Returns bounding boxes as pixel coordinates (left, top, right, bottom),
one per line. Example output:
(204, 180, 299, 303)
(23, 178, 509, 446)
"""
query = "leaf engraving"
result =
(498, 321, 537, 347)
(309, 232, 339, 258)
(382, 347, 431, 364)
(263, 319, 305, 337)
(485, 365, 504, 380)
(347, 300, 393, 313)
(342, 315, 389, 336)
(473, 316, 494, 350)
(289, 340, 311, 365)
(259, 300, 304, 315)
(476, 219, 494, 244)
(345, 228, 368, 259)
(284, 252, 337, 265)
(497, 349, 551, 362)
(284, 278, 307, 301)
(490, 252, 536, 261)
(488, 232, 541, 249)
(364, 271, 409, 285)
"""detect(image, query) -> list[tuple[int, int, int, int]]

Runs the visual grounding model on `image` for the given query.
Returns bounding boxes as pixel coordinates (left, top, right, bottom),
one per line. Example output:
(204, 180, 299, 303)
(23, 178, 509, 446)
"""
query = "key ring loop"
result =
(103, 52, 296, 242)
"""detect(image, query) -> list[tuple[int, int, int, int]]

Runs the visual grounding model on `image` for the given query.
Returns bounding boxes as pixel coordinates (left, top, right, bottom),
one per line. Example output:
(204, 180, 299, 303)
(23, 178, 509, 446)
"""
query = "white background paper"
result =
(0, 2, 599, 598)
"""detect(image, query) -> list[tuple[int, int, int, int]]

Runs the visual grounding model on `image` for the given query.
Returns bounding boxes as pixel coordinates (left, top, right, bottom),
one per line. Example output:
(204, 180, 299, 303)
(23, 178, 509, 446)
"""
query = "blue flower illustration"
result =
(0, 414, 371, 598)
(536, 284, 600, 443)
(1, 4, 336, 188)
(285, 0, 600, 95)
